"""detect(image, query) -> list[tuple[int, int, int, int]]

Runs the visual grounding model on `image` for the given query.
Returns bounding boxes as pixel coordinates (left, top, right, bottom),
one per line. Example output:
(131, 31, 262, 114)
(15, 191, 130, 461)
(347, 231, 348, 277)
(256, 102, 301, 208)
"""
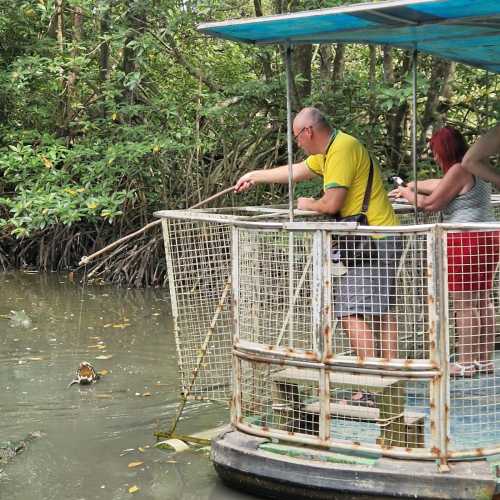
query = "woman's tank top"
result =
(442, 176, 495, 223)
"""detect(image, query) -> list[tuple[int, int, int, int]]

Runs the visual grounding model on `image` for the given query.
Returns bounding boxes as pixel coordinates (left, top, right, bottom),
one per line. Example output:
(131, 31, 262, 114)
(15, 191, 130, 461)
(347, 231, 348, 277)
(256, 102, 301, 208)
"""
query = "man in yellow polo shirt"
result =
(235, 107, 400, 365)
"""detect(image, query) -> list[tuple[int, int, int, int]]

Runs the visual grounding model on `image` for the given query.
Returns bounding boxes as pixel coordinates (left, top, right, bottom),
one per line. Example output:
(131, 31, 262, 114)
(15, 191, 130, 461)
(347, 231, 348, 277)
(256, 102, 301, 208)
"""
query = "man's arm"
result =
(462, 124, 500, 188)
(234, 161, 314, 193)
(297, 188, 347, 215)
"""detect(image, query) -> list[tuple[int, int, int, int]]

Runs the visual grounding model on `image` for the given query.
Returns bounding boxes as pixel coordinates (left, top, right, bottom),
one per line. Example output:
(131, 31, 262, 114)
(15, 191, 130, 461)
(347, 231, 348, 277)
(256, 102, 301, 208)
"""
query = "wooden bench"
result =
(270, 367, 424, 447)
(304, 401, 425, 448)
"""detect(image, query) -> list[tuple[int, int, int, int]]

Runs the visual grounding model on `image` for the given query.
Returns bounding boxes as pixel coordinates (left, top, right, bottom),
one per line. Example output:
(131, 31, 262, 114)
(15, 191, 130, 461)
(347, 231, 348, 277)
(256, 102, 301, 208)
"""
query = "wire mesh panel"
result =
(162, 218, 233, 401)
(238, 358, 321, 438)
(237, 229, 316, 352)
(325, 374, 431, 449)
(236, 356, 433, 451)
(445, 227, 500, 452)
(329, 231, 431, 361)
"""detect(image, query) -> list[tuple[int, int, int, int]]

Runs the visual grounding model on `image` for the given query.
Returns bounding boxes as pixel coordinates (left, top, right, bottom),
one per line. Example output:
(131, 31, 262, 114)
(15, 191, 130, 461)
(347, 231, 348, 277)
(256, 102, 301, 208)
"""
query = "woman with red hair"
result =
(391, 126, 499, 377)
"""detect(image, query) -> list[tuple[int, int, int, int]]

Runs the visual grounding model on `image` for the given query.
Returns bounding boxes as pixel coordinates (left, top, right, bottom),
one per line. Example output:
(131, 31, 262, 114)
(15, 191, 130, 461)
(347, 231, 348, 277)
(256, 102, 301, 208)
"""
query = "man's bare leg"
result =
(341, 314, 375, 359)
(379, 313, 399, 360)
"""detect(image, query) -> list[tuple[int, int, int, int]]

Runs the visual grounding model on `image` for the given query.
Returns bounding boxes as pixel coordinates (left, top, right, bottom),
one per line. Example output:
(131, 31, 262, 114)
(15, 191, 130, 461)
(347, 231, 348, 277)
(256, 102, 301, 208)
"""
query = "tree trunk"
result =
(98, 2, 111, 118)
(368, 45, 377, 126)
(419, 58, 456, 146)
(64, 6, 82, 135)
(319, 45, 333, 93)
(382, 47, 413, 169)
(99, 3, 111, 84)
(122, 1, 146, 105)
(292, 44, 313, 105)
(253, 0, 273, 81)
(54, 0, 66, 133)
(332, 44, 345, 82)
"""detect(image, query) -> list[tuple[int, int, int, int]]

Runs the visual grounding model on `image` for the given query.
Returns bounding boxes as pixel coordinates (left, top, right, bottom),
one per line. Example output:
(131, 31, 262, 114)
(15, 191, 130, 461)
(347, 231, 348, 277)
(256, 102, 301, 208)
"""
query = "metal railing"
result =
(157, 201, 500, 465)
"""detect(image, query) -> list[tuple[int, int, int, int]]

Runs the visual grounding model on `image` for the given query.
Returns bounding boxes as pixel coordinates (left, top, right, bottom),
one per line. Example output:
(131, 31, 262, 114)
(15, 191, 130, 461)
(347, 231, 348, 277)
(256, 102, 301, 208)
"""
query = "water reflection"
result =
(0, 271, 252, 500)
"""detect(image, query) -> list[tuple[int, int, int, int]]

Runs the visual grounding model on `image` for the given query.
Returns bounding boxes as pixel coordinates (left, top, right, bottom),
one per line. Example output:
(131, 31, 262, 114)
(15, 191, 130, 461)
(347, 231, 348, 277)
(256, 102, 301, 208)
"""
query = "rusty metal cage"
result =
(157, 201, 500, 463)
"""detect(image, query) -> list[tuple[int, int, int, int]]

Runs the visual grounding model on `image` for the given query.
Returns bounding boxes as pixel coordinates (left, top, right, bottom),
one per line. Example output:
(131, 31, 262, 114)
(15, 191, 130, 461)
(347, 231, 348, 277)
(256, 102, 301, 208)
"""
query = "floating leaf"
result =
(103, 324, 112, 328)
(8, 310, 32, 329)
(142, 392, 152, 397)
(112, 323, 130, 329)
(96, 355, 113, 360)
(128, 461, 144, 469)
(128, 485, 139, 494)
(137, 447, 145, 453)
(95, 393, 112, 399)
(97, 369, 109, 376)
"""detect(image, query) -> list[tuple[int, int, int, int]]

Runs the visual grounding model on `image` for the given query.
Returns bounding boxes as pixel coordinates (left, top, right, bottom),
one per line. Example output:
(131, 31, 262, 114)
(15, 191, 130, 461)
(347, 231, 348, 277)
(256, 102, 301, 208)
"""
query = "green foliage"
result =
(0, 0, 497, 247)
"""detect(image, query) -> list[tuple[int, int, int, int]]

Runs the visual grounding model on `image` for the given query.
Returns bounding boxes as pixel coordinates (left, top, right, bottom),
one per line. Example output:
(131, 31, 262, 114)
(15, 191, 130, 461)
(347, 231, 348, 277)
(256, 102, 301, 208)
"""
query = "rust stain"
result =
(431, 446, 440, 456)
(323, 325, 331, 337)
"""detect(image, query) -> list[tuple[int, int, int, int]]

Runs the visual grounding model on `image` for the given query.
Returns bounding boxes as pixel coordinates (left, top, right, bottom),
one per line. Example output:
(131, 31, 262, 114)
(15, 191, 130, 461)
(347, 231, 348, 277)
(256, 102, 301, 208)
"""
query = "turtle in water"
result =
(0, 431, 43, 465)
(68, 361, 100, 388)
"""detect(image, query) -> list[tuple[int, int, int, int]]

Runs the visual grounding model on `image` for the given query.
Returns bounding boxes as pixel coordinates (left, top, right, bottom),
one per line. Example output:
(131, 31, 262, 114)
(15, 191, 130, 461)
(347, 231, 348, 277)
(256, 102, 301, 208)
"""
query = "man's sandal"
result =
(350, 391, 376, 407)
(450, 363, 477, 377)
(474, 361, 495, 374)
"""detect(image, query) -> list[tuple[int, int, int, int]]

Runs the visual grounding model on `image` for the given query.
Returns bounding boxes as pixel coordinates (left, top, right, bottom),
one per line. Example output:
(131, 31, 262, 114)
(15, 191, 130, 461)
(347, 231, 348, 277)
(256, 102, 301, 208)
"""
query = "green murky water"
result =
(0, 271, 251, 500)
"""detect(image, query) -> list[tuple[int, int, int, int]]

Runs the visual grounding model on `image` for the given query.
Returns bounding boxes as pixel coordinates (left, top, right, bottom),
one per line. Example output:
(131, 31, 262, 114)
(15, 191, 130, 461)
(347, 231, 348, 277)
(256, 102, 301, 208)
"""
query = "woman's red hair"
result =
(429, 126, 468, 173)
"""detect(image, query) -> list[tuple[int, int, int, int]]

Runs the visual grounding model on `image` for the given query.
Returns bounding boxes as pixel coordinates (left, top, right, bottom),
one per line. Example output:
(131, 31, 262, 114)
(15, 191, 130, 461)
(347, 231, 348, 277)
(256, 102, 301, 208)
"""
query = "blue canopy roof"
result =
(198, 0, 500, 73)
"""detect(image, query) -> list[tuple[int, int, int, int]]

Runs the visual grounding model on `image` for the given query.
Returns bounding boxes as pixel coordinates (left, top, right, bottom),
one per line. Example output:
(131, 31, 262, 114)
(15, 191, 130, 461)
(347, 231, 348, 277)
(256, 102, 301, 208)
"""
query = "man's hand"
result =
(234, 171, 258, 193)
(297, 197, 316, 210)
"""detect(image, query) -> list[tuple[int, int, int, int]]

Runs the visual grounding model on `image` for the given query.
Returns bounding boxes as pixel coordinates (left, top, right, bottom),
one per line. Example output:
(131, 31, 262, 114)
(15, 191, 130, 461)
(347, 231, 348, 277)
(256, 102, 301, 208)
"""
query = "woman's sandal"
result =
(474, 361, 495, 374)
(450, 362, 477, 377)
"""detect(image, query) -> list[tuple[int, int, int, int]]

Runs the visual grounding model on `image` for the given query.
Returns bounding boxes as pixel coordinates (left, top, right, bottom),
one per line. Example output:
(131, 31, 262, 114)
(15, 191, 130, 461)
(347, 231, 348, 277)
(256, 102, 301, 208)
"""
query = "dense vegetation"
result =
(0, 0, 498, 286)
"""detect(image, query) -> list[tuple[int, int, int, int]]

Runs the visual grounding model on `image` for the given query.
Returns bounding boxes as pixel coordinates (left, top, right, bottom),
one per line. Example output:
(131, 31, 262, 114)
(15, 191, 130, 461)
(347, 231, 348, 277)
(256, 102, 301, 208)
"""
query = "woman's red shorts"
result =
(447, 230, 500, 292)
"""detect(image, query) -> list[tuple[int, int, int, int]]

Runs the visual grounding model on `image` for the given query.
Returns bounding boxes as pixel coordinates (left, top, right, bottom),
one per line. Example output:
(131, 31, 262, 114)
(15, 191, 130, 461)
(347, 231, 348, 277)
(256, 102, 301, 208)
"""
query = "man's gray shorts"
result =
(334, 236, 403, 318)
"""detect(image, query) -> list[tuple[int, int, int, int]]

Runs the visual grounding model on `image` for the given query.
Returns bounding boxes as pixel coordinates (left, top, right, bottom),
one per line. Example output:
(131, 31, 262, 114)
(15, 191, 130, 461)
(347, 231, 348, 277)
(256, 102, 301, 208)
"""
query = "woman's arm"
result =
(393, 164, 470, 212)
(407, 179, 441, 195)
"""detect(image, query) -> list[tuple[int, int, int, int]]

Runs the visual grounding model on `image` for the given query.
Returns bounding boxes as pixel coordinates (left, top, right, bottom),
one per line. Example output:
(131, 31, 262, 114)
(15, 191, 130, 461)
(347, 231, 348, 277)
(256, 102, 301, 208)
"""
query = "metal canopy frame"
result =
(198, 0, 500, 221)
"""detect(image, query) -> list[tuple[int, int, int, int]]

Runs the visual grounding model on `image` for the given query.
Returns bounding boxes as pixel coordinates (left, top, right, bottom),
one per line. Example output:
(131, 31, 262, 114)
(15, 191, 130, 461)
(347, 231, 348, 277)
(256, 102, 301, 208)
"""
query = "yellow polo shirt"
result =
(305, 130, 399, 227)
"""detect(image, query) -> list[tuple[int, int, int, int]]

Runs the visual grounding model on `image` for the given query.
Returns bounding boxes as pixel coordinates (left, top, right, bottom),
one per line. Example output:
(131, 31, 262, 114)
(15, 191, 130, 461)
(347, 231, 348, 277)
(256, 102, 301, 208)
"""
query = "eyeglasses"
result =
(293, 126, 311, 141)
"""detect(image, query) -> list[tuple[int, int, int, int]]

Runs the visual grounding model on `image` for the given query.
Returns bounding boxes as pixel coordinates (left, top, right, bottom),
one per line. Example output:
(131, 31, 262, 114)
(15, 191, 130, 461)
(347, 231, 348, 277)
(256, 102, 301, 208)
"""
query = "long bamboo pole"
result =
(78, 185, 236, 266)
